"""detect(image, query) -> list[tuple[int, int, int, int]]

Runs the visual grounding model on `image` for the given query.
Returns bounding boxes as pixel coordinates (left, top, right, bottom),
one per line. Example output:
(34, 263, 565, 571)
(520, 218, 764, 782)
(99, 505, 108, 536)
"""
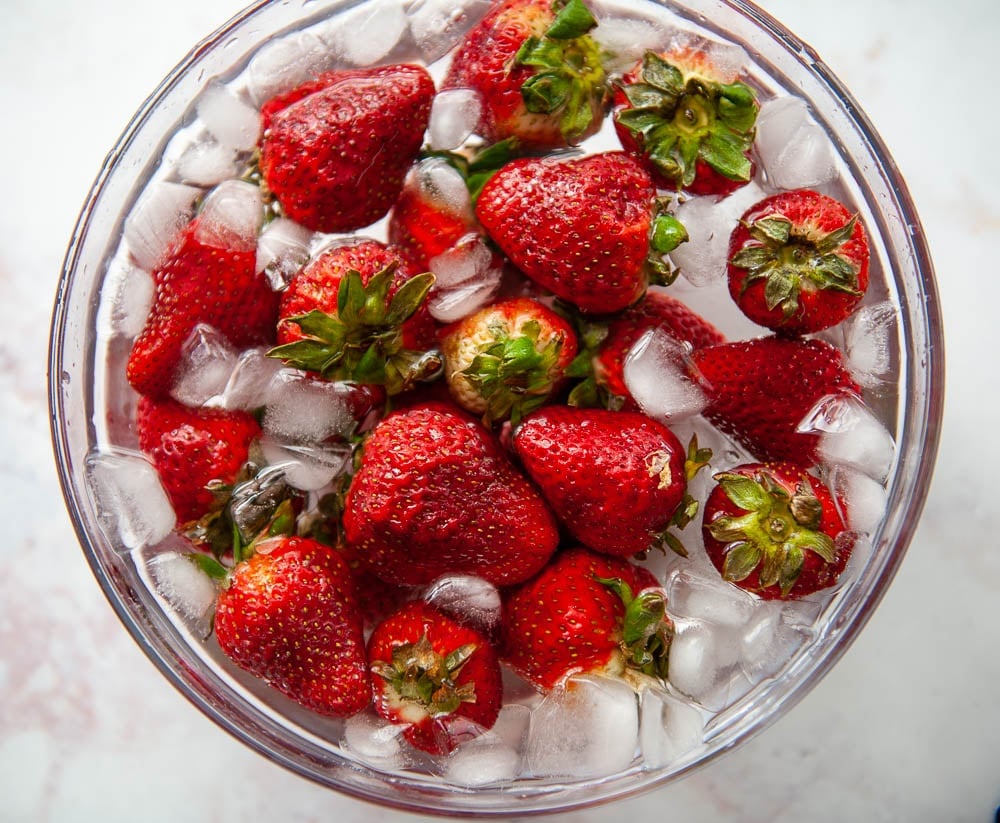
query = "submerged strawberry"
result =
(368, 601, 502, 755)
(702, 462, 852, 599)
(727, 189, 870, 334)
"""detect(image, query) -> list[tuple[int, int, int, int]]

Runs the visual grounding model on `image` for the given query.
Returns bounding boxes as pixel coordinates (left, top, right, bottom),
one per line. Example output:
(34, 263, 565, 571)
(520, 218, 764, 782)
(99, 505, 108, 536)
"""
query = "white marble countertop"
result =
(2, 0, 997, 820)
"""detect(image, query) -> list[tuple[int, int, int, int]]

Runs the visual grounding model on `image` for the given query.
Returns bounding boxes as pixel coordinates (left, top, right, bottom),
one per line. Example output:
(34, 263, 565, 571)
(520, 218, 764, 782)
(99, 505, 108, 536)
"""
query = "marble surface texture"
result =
(2, 0, 997, 820)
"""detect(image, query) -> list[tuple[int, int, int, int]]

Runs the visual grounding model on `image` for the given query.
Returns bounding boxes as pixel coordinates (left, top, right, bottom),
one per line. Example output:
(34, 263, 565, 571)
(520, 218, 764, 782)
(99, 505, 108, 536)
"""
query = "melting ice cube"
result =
(320, 0, 408, 67)
(428, 89, 482, 151)
(256, 218, 313, 291)
(170, 324, 239, 408)
(445, 731, 521, 787)
(668, 621, 748, 711)
(100, 254, 154, 338)
(666, 570, 757, 628)
(739, 602, 810, 682)
(827, 464, 889, 536)
(220, 348, 285, 412)
(591, 16, 665, 74)
(799, 394, 896, 481)
(196, 83, 261, 153)
(259, 438, 353, 492)
(146, 551, 219, 639)
(342, 713, 409, 770)
(244, 31, 334, 106)
(261, 370, 357, 444)
(193, 179, 263, 252)
(638, 686, 704, 769)
(756, 97, 837, 190)
(427, 236, 503, 322)
(844, 301, 897, 388)
(174, 140, 240, 188)
(124, 181, 201, 270)
(408, 0, 493, 63)
(623, 328, 706, 421)
(424, 574, 501, 639)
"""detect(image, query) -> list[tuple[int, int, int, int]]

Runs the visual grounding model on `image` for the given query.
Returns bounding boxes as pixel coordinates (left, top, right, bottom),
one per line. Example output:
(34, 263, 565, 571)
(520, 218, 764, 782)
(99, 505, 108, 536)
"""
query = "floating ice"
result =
(101, 255, 154, 338)
(408, 0, 493, 63)
(85, 448, 176, 553)
(756, 96, 837, 190)
(828, 464, 888, 536)
(639, 686, 704, 769)
(445, 731, 521, 787)
(705, 40, 749, 82)
(320, 0, 408, 66)
(170, 324, 239, 408)
(124, 181, 201, 270)
(427, 237, 503, 323)
(844, 301, 897, 388)
(342, 713, 408, 770)
(412, 158, 474, 229)
(623, 328, 706, 421)
(147, 551, 218, 638)
(591, 16, 665, 74)
(196, 83, 261, 153)
(670, 196, 730, 287)
(668, 621, 746, 711)
(739, 605, 810, 682)
(220, 348, 285, 412)
(261, 370, 357, 444)
(257, 218, 313, 290)
(491, 703, 532, 752)
(666, 570, 757, 628)
(245, 31, 333, 106)
(429, 89, 482, 151)
(174, 140, 240, 187)
(525, 675, 638, 778)
(259, 438, 353, 492)
(193, 179, 262, 251)
(424, 574, 501, 639)
(799, 394, 896, 481)
(229, 464, 296, 542)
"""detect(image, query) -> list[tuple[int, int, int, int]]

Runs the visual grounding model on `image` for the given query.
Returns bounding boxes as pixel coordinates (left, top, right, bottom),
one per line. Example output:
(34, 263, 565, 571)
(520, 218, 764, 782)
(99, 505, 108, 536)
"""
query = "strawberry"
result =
(727, 190, 870, 334)
(268, 240, 439, 395)
(475, 152, 686, 313)
(368, 601, 502, 755)
(259, 64, 435, 233)
(214, 536, 371, 717)
(501, 547, 673, 691)
(613, 47, 758, 195)
(136, 395, 261, 525)
(439, 297, 578, 425)
(126, 218, 279, 398)
(691, 336, 862, 465)
(442, 0, 610, 148)
(513, 406, 706, 557)
(702, 462, 851, 599)
(342, 402, 559, 587)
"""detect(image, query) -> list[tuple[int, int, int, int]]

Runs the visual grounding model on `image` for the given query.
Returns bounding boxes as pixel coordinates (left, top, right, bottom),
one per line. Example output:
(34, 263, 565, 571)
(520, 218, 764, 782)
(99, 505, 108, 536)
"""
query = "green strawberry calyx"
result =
(730, 213, 862, 319)
(371, 634, 478, 718)
(646, 199, 689, 286)
(515, 0, 611, 143)
(651, 433, 714, 558)
(596, 576, 673, 682)
(267, 264, 440, 395)
(706, 468, 836, 596)
(615, 51, 758, 188)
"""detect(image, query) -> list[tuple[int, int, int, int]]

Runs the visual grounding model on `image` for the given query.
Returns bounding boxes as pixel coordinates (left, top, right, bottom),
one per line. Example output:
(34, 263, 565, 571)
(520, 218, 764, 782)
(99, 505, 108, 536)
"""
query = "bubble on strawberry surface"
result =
(428, 89, 482, 151)
(320, 0, 408, 67)
(219, 348, 285, 412)
(244, 30, 334, 106)
(667, 620, 749, 712)
(756, 96, 837, 190)
(342, 712, 409, 770)
(623, 328, 707, 422)
(196, 83, 261, 153)
(174, 140, 240, 188)
(169, 324, 239, 408)
(407, 0, 493, 63)
(638, 686, 704, 769)
(445, 731, 521, 787)
(84, 448, 177, 554)
(827, 464, 889, 536)
(590, 15, 665, 74)
(193, 179, 263, 252)
(843, 301, 897, 388)
(261, 369, 356, 444)
(525, 674, 639, 778)
(665, 569, 757, 629)
(799, 394, 896, 481)
(101, 254, 154, 338)
(423, 574, 501, 639)
(259, 438, 353, 492)
(256, 218, 313, 291)
(145, 551, 219, 639)
(123, 181, 201, 271)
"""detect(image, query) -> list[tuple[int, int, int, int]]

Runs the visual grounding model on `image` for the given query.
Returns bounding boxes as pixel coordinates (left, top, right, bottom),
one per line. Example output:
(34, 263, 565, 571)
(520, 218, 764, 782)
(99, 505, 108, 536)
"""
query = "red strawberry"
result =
(136, 395, 261, 525)
(501, 547, 673, 691)
(691, 336, 862, 465)
(269, 240, 438, 395)
(439, 297, 578, 425)
(259, 64, 435, 233)
(476, 152, 677, 313)
(442, 0, 610, 148)
(613, 47, 758, 195)
(727, 190, 870, 334)
(513, 406, 701, 557)
(214, 536, 371, 716)
(702, 462, 851, 599)
(126, 218, 279, 398)
(368, 601, 502, 755)
(342, 402, 559, 587)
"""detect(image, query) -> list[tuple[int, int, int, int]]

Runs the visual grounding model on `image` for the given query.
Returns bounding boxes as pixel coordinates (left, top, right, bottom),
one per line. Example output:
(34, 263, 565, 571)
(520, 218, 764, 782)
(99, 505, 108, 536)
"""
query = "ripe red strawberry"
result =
(442, 0, 610, 148)
(513, 406, 702, 557)
(342, 402, 559, 587)
(368, 601, 502, 755)
(476, 152, 674, 313)
(691, 336, 862, 465)
(613, 47, 758, 195)
(269, 240, 438, 395)
(126, 218, 279, 398)
(501, 547, 673, 691)
(214, 536, 371, 717)
(259, 64, 435, 233)
(136, 395, 261, 525)
(727, 190, 870, 334)
(439, 297, 578, 425)
(702, 462, 851, 599)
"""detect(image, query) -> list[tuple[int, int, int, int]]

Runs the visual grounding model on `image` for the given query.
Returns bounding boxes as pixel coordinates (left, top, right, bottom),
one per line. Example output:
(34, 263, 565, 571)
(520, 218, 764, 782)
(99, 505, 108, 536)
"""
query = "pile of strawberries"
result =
(123, 0, 877, 764)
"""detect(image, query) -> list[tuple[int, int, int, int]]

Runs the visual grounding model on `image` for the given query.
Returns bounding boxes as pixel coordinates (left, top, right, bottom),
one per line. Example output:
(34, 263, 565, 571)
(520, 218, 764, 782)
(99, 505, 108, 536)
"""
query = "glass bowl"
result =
(49, 0, 944, 815)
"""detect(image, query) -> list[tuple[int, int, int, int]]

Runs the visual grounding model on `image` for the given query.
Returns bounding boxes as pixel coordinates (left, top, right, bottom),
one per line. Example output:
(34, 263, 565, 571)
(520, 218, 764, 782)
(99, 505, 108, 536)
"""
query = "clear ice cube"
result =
(445, 731, 521, 787)
(407, 0, 493, 64)
(220, 348, 285, 412)
(169, 324, 239, 408)
(428, 89, 482, 151)
(342, 712, 409, 770)
(256, 218, 313, 290)
(320, 0, 409, 67)
(124, 181, 201, 270)
(261, 370, 357, 444)
(193, 179, 263, 252)
(427, 237, 504, 322)
(638, 686, 704, 769)
(756, 97, 837, 190)
(666, 570, 757, 628)
(196, 82, 261, 153)
(591, 16, 665, 74)
(174, 140, 240, 188)
(413, 158, 474, 228)
(739, 603, 810, 682)
(100, 254, 154, 338)
(667, 621, 745, 711)
(244, 30, 335, 106)
(258, 438, 353, 492)
(623, 328, 706, 422)
(423, 574, 501, 639)
(146, 551, 218, 639)
(827, 464, 888, 536)
(844, 301, 897, 388)
(799, 394, 896, 481)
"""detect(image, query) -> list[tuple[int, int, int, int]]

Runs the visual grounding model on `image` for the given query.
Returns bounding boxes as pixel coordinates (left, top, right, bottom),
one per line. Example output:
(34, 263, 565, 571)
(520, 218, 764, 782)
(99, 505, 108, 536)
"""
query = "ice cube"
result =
(259, 438, 353, 492)
(196, 83, 261, 153)
(220, 348, 285, 412)
(101, 254, 154, 338)
(169, 324, 239, 408)
(256, 218, 313, 290)
(228, 464, 296, 542)
(245, 31, 334, 106)
(408, 0, 493, 64)
(261, 370, 357, 444)
(428, 278, 502, 323)
(828, 465, 888, 536)
(666, 570, 757, 628)
(124, 181, 201, 270)
(174, 140, 240, 188)
(423, 574, 501, 639)
(591, 16, 665, 74)
(342, 712, 409, 770)
(146, 551, 218, 638)
(799, 394, 896, 481)
(445, 731, 521, 786)
(429, 89, 482, 151)
(668, 621, 745, 711)
(193, 179, 262, 252)
(704, 40, 750, 83)
(320, 0, 408, 67)
(638, 686, 704, 769)
(427, 237, 504, 322)
(740, 603, 810, 682)
(623, 328, 706, 422)
(85, 448, 176, 553)
(413, 158, 475, 229)
(491, 703, 532, 752)
(525, 674, 639, 778)
(756, 97, 837, 190)
(844, 301, 897, 388)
